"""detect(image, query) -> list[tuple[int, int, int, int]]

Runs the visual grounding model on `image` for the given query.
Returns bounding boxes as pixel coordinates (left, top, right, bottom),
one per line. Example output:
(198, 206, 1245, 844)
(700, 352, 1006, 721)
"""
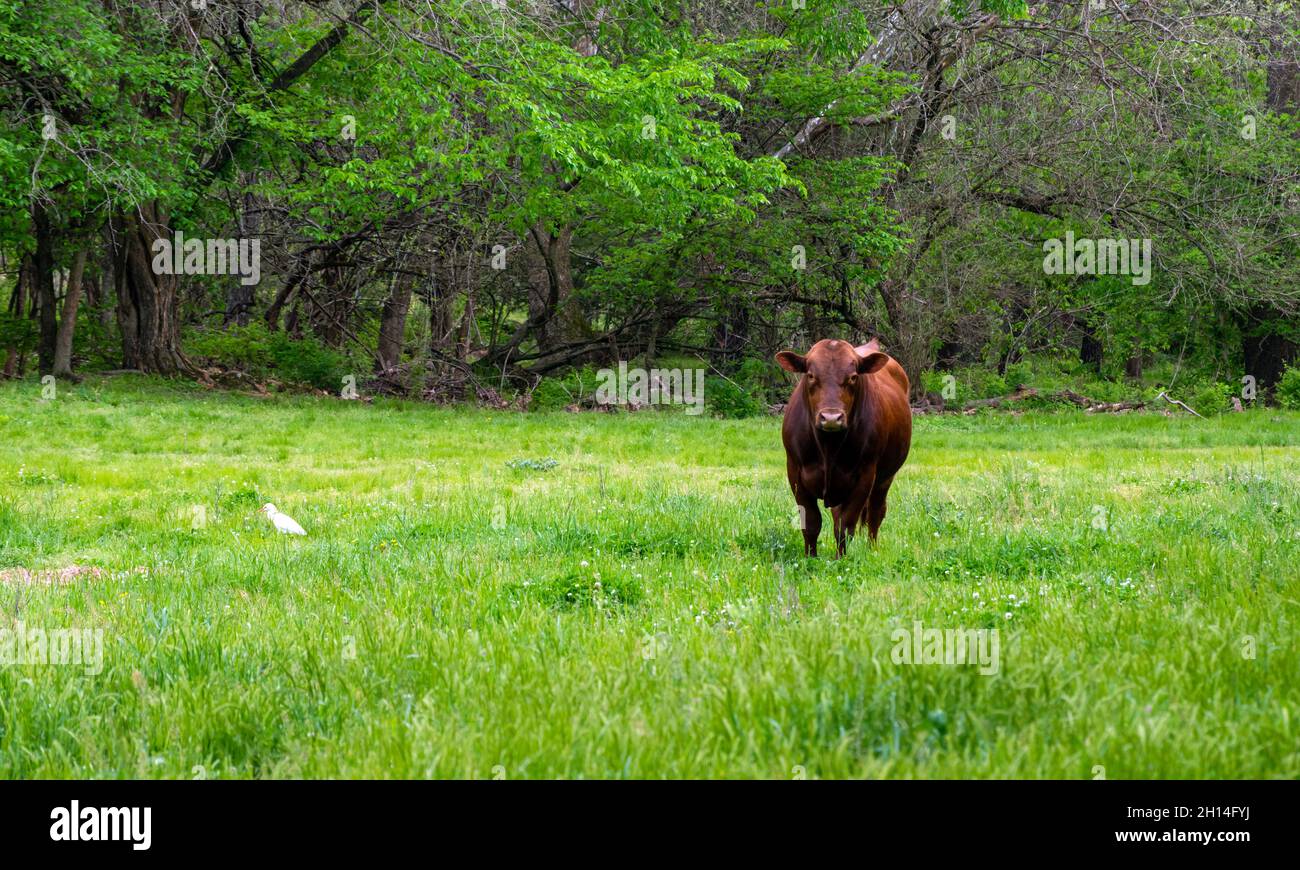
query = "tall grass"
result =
(0, 376, 1297, 778)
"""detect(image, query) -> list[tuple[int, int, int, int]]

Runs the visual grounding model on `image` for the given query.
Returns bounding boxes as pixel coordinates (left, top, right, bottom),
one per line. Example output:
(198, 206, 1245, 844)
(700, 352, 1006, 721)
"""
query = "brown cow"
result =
(776, 338, 911, 557)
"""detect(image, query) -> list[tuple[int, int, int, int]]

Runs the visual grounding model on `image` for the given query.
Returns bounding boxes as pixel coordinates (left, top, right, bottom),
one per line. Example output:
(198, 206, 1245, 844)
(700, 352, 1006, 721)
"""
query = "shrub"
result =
(1277, 365, 1300, 410)
(734, 357, 784, 404)
(919, 369, 952, 397)
(922, 367, 1007, 403)
(705, 375, 764, 418)
(186, 324, 347, 391)
(529, 366, 604, 411)
(267, 332, 348, 391)
(1002, 360, 1034, 389)
(186, 324, 275, 375)
(71, 311, 122, 371)
(968, 369, 1011, 398)
(1078, 379, 1130, 404)
(0, 314, 36, 355)
(1186, 380, 1233, 416)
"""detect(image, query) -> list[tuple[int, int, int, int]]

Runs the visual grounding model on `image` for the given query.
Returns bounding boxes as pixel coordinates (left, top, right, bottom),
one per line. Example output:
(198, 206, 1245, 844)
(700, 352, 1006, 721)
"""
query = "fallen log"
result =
(961, 385, 1038, 408)
(1155, 390, 1205, 418)
(913, 385, 1148, 414)
(1054, 389, 1093, 408)
(909, 391, 946, 414)
(1085, 401, 1145, 413)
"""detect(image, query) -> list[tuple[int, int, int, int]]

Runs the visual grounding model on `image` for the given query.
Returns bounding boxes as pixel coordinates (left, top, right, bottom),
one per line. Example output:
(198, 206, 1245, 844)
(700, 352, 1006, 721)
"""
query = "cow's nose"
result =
(817, 410, 845, 430)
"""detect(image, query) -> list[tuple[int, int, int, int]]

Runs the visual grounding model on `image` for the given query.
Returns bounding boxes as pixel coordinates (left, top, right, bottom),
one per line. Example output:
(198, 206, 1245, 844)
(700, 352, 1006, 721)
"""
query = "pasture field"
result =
(1, 376, 1298, 779)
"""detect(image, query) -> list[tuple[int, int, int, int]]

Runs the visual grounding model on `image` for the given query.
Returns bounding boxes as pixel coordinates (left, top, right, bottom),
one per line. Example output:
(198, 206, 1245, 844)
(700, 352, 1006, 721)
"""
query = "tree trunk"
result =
(711, 303, 749, 368)
(52, 249, 88, 377)
(96, 228, 115, 327)
(428, 265, 454, 357)
(224, 282, 255, 327)
(877, 279, 904, 344)
(423, 260, 458, 397)
(308, 243, 356, 348)
(3, 255, 32, 378)
(376, 271, 413, 373)
(644, 312, 659, 366)
(1079, 320, 1103, 373)
(113, 204, 193, 375)
(226, 183, 257, 326)
(525, 223, 587, 356)
(266, 251, 312, 331)
(32, 202, 58, 375)
(451, 249, 479, 402)
(1242, 303, 1297, 391)
(1267, 58, 1300, 116)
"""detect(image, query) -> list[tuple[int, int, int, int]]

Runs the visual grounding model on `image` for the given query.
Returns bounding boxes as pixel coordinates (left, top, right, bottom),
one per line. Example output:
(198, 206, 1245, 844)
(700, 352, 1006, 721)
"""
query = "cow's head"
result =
(776, 339, 888, 433)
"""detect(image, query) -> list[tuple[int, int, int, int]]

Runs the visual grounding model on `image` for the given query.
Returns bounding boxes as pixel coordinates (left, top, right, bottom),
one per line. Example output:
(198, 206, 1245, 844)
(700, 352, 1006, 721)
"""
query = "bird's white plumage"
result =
(260, 503, 306, 536)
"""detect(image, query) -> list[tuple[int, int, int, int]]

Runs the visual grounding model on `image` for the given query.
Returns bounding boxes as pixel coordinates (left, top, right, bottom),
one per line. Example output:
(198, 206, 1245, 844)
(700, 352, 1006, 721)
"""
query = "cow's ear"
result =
(775, 351, 807, 373)
(857, 352, 888, 375)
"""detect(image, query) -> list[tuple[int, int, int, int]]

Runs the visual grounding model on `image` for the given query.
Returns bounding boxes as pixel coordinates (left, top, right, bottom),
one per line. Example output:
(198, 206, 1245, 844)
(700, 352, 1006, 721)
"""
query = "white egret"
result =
(260, 503, 307, 536)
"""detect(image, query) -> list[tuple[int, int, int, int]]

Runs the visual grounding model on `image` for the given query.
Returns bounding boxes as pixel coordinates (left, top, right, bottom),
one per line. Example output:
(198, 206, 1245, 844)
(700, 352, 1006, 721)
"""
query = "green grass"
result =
(1, 375, 1298, 779)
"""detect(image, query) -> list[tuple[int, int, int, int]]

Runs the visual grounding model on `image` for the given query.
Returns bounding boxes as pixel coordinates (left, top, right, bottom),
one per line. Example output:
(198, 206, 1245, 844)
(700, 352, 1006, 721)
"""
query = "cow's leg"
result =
(796, 489, 822, 556)
(787, 457, 822, 556)
(839, 500, 867, 554)
(865, 474, 895, 542)
(832, 504, 849, 557)
(837, 468, 876, 557)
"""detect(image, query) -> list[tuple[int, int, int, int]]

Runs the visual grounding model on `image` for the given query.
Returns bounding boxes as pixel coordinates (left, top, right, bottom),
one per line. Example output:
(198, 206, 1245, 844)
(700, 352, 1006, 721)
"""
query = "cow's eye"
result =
(847, 374, 858, 386)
